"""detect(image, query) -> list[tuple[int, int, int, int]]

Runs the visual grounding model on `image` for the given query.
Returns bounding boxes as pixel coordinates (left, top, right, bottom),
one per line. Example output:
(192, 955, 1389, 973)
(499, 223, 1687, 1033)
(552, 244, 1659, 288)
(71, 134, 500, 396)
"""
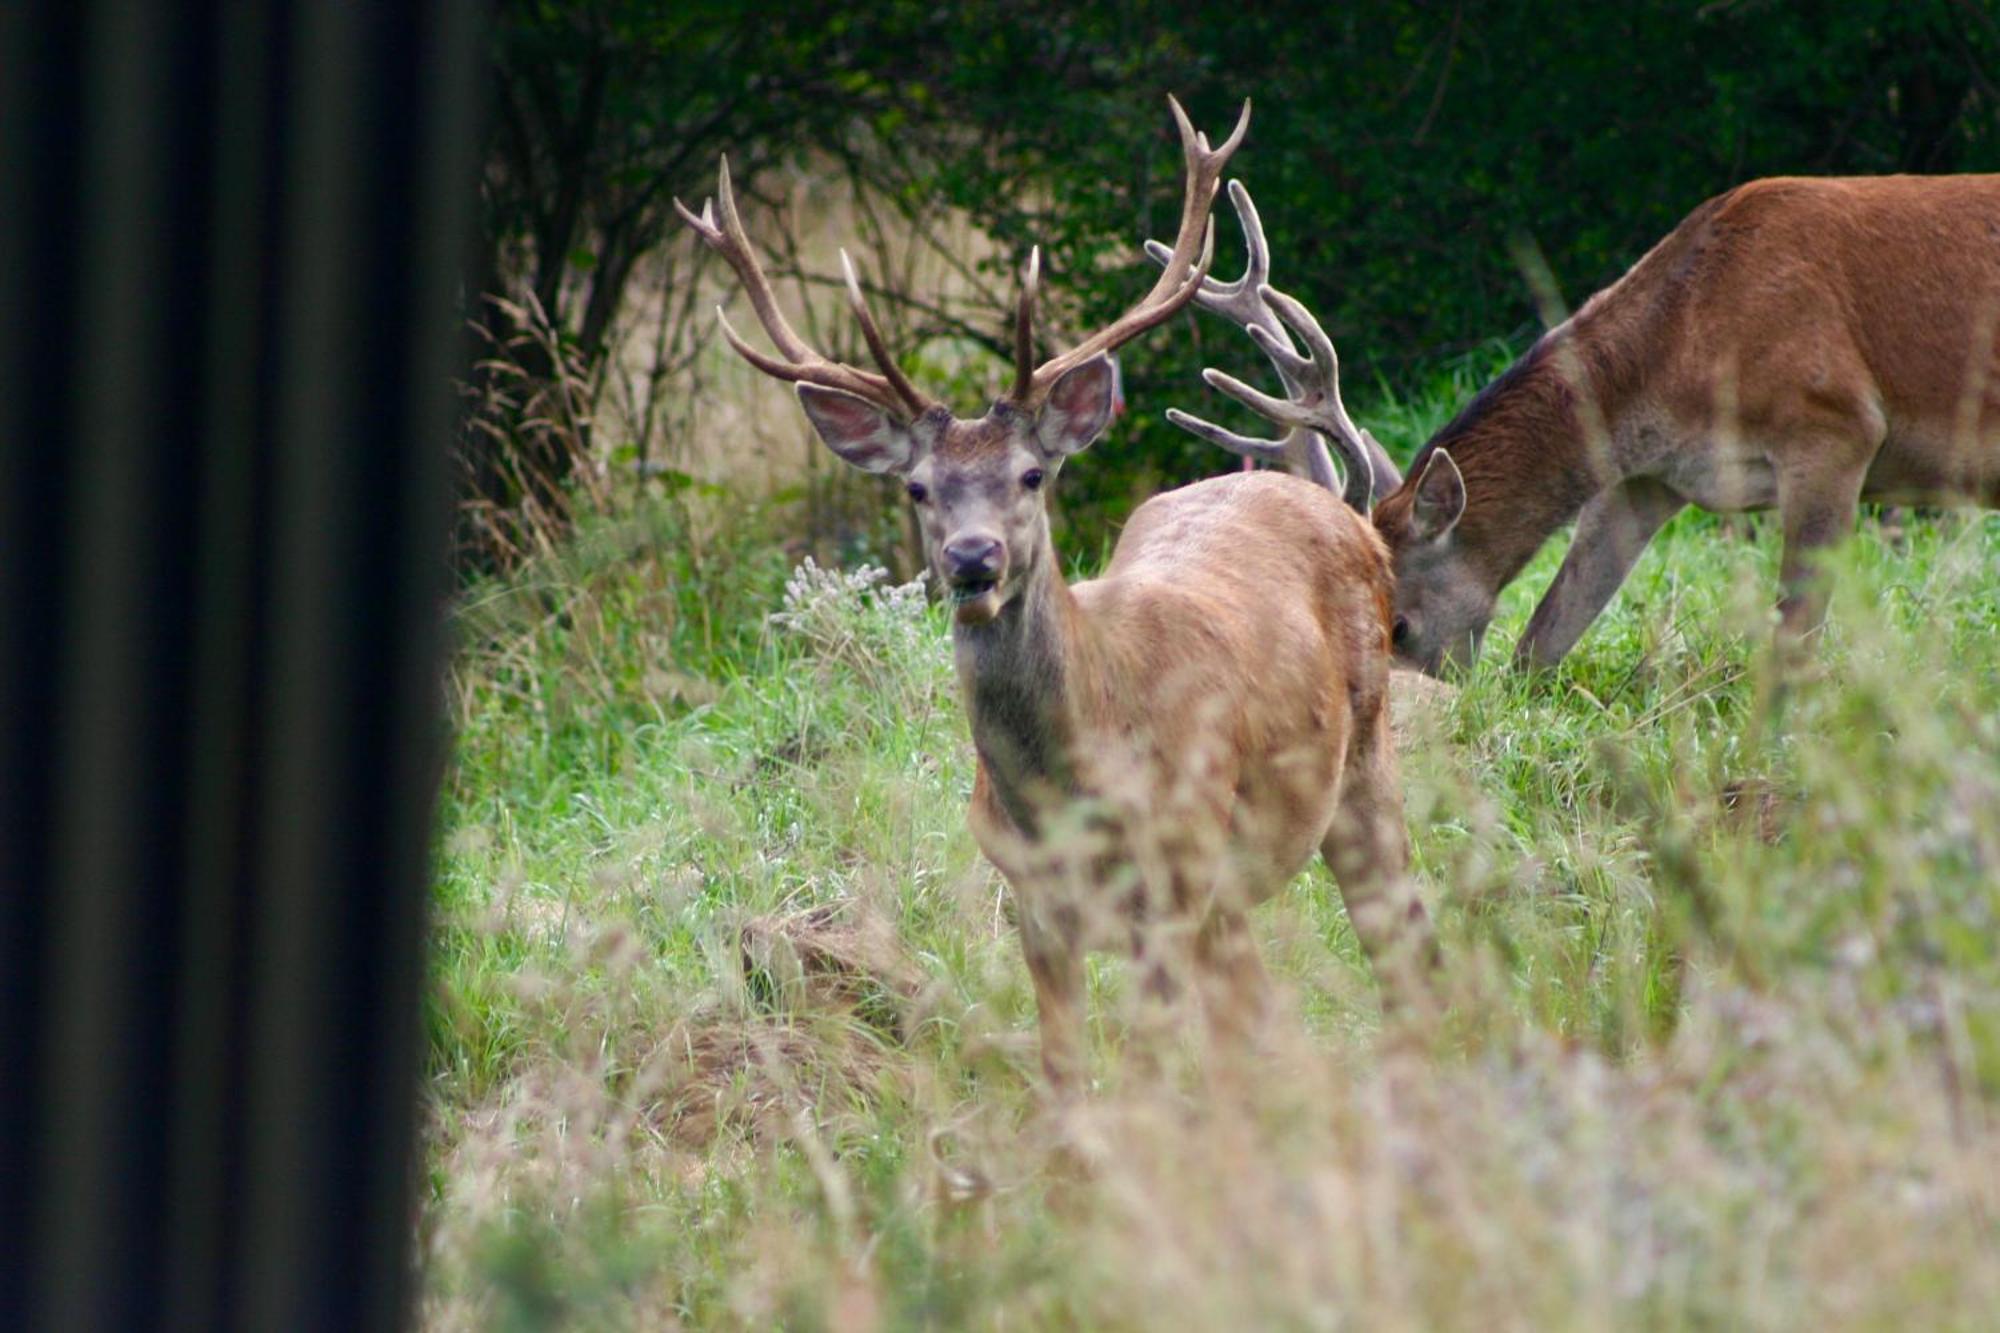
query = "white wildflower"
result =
(768, 556, 944, 699)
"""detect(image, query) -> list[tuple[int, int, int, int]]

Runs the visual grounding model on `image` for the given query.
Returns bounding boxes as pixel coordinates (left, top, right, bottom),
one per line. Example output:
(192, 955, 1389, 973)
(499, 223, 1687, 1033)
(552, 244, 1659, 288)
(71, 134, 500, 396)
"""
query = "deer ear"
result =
(1409, 449, 1466, 541)
(1035, 354, 1118, 458)
(796, 384, 919, 475)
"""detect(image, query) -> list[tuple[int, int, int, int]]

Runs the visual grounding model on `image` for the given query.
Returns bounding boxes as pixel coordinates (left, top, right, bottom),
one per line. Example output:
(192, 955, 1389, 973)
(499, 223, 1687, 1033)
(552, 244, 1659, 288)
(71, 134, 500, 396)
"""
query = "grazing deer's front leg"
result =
(1516, 477, 1686, 669)
(1322, 716, 1439, 1010)
(1774, 451, 1870, 642)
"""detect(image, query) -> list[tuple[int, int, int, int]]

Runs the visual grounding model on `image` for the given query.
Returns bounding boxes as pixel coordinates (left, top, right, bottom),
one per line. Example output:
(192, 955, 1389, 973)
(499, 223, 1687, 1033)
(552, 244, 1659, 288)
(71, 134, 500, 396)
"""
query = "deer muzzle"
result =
(942, 533, 1006, 622)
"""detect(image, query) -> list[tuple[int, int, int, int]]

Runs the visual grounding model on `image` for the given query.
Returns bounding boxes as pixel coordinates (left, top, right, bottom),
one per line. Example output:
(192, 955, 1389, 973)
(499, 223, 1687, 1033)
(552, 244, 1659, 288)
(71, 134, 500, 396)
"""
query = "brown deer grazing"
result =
(1168, 175, 2000, 675)
(678, 99, 1439, 1093)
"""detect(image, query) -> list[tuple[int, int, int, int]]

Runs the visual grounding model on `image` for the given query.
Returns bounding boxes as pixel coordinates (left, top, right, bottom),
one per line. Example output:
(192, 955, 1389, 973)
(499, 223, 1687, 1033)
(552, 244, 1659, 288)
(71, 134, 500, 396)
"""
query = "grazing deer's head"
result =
(1369, 450, 1482, 674)
(677, 97, 1249, 625)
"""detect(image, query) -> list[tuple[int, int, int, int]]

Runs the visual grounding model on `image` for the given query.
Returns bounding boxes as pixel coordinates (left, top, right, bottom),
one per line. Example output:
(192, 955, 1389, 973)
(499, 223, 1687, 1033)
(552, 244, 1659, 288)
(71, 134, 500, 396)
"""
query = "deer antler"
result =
(1009, 95, 1252, 408)
(674, 157, 932, 418)
(1152, 180, 1399, 511)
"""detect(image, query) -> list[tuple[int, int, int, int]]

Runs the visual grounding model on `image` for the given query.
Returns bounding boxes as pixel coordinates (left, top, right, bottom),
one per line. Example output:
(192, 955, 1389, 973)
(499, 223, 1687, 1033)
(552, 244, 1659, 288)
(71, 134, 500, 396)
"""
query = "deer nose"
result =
(942, 534, 1004, 585)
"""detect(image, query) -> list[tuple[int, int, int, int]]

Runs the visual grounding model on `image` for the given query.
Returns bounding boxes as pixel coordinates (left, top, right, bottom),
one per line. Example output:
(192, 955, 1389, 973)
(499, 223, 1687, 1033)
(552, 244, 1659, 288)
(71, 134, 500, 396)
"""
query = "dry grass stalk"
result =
(454, 289, 607, 573)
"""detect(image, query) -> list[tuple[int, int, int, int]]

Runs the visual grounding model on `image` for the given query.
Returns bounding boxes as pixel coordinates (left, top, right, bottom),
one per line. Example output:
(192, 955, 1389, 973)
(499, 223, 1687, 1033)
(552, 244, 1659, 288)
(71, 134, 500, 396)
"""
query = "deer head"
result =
(677, 97, 1249, 625)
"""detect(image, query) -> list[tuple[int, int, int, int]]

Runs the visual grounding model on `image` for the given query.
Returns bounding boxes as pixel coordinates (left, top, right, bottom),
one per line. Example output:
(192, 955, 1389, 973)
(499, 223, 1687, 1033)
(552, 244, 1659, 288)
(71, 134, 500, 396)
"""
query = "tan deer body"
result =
(681, 100, 1437, 1093)
(961, 471, 1421, 1086)
(1174, 174, 2000, 673)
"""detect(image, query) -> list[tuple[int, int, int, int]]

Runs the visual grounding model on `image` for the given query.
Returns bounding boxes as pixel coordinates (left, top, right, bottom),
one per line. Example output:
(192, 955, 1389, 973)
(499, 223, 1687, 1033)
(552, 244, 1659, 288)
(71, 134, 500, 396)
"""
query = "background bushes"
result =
(469, 1, 2000, 543)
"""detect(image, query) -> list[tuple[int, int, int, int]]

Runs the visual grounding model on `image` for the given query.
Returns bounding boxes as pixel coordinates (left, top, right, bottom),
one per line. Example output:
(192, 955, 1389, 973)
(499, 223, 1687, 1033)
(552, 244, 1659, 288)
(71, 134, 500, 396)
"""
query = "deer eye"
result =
(906, 481, 928, 503)
(1021, 468, 1045, 491)
(1392, 615, 1411, 647)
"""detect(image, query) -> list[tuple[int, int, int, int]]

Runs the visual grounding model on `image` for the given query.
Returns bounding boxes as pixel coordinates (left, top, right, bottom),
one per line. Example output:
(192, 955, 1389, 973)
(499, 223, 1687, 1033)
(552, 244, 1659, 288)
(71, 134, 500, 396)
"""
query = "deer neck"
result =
(952, 545, 1106, 836)
(1443, 331, 1626, 588)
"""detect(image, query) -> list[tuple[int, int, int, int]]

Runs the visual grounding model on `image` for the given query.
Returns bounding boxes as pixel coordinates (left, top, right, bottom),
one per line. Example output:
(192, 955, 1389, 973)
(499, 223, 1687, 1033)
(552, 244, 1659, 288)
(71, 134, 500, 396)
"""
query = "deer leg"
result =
(1773, 460, 1867, 643)
(1120, 873, 1207, 1084)
(1515, 477, 1685, 670)
(1193, 907, 1271, 1050)
(1321, 716, 1439, 1010)
(1018, 905, 1087, 1097)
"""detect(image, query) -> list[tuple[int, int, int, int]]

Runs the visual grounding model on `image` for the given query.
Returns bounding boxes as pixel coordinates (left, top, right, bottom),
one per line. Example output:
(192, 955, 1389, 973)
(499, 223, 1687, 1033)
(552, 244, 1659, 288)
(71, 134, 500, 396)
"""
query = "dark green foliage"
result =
(860, 1, 2000, 519)
(483, 1, 2000, 529)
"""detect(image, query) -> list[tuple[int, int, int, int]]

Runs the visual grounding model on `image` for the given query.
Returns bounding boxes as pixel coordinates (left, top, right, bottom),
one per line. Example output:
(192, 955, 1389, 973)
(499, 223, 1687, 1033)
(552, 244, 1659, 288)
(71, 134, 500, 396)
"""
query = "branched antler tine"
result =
(1262, 284, 1369, 445)
(712, 312, 836, 390)
(672, 195, 719, 244)
(1072, 213, 1219, 357)
(1011, 246, 1041, 403)
(1149, 178, 1302, 399)
(714, 307, 899, 401)
(1201, 366, 1313, 429)
(1140, 236, 1176, 269)
(714, 306, 794, 377)
(1134, 94, 1204, 302)
(1152, 215, 1240, 298)
(1211, 96, 1252, 159)
(679, 155, 912, 413)
(1256, 285, 1379, 506)
(1228, 179, 1271, 292)
(1245, 322, 1312, 383)
(1143, 96, 1247, 301)
(1158, 178, 1365, 499)
(700, 156, 818, 365)
(1143, 234, 1242, 312)
(1015, 98, 1247, 405)
(1069, 216, 1220, 354)
(1164, 407, 1290, 462)
(1261, 285, 1341, 384)
(839, 249, 929, 414)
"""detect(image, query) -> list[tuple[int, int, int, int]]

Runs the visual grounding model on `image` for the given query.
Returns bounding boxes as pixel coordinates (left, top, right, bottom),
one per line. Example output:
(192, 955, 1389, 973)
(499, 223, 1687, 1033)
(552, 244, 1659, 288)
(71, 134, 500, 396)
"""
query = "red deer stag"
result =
(1167, 175, 2000, 674)
(678, 100, 1438, 1093)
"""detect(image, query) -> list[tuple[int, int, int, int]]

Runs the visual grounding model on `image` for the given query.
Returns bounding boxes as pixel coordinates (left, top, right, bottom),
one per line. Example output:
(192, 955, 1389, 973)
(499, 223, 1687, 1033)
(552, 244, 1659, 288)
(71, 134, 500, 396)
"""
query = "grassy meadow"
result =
(420, 361, 2000, 1330)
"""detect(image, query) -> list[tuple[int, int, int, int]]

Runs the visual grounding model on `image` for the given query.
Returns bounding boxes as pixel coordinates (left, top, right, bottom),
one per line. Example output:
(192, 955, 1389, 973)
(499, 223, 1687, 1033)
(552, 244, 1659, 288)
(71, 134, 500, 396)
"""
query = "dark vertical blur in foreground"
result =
(0, 4, 484, 1330)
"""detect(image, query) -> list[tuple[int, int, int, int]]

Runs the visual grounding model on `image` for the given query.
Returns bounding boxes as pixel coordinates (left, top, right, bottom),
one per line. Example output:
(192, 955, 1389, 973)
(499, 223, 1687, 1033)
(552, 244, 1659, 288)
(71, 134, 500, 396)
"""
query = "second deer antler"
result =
(1155, 180, 1394, 511)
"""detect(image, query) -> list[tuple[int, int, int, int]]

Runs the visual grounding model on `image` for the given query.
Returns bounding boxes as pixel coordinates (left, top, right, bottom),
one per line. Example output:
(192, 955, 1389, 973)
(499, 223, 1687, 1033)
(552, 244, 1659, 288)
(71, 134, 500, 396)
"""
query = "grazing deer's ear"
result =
(796, 384, 919, 475)
(1035, 353, 1118, 458)
(1410, 449, 1466, 541)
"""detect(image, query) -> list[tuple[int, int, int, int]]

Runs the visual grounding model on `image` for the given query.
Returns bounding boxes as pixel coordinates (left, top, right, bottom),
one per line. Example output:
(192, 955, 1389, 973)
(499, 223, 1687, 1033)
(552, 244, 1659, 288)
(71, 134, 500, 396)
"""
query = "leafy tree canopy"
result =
(482, 0, 2000, 524)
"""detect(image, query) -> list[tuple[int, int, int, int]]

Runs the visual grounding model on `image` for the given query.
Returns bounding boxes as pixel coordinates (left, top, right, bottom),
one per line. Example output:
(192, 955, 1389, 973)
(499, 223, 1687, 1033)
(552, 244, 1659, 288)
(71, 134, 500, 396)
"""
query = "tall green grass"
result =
(421, 380, 2000, 1330)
